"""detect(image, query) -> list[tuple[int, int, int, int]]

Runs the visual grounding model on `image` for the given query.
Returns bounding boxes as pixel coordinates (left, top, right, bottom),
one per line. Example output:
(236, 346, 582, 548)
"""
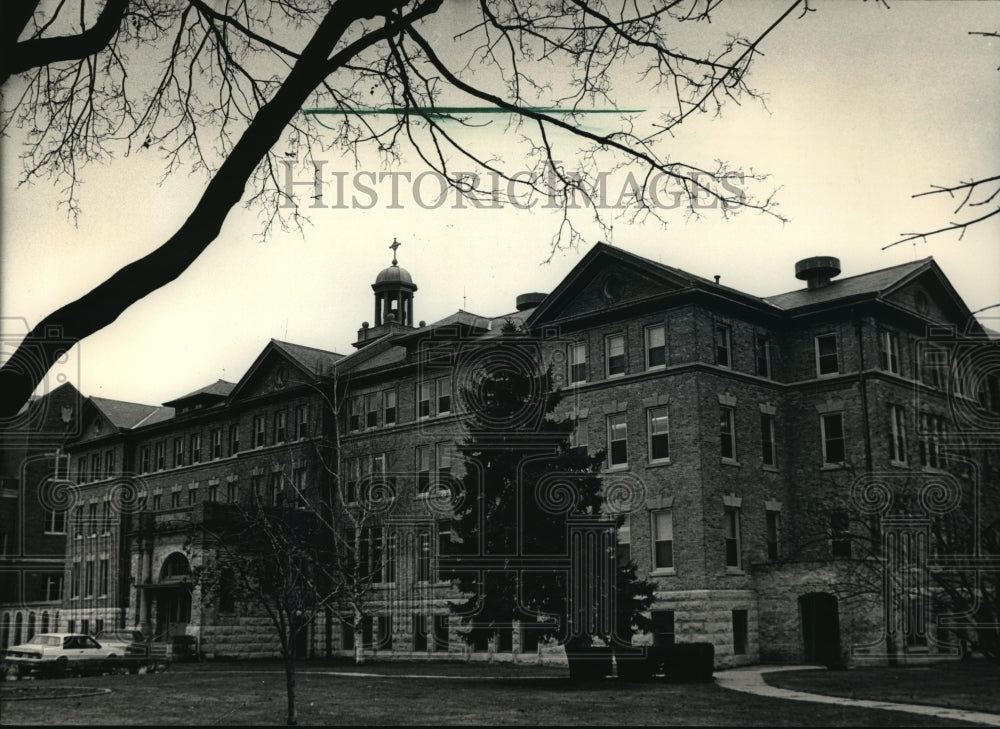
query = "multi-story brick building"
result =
(54, 242, 998, 667)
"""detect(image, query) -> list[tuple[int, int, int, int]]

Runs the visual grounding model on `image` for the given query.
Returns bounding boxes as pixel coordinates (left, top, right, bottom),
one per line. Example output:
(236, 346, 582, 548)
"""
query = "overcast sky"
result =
(2, 0, 998, 407)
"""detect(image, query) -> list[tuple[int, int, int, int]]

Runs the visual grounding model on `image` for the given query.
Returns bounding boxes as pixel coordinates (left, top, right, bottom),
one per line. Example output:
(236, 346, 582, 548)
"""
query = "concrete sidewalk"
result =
(715, 665, 1000, 727)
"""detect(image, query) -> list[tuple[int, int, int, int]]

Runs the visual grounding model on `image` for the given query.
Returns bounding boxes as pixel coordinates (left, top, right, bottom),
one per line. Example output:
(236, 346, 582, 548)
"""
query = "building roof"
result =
(89, 397, 174, 430)
(764, 258, 933, 310)
(374, 264, 415, 286)
(271, 340, 345, 377)
(162, 379, 236, 407)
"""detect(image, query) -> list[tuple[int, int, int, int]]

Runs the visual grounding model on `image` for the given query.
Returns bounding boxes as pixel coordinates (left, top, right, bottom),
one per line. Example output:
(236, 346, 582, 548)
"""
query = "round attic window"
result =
(601, 273, 625, 304)
(915, 291, 929, 315)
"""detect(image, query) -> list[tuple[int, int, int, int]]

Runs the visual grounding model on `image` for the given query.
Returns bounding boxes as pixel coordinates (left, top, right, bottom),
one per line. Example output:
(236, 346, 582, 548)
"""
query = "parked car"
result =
(94, 630, 151, 673)
(2, 633, 121, 677)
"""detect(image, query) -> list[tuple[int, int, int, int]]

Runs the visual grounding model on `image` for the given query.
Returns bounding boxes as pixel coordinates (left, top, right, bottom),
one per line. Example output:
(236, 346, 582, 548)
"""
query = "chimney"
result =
(795, 256, 841, 290)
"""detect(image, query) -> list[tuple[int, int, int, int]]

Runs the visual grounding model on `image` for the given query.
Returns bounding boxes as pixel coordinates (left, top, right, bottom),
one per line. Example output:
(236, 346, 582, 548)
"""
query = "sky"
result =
(1, 0, 998, 407)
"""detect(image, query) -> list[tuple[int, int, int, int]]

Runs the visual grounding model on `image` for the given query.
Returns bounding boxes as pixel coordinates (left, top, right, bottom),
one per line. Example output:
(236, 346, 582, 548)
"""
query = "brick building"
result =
(53, 242, 998, 666)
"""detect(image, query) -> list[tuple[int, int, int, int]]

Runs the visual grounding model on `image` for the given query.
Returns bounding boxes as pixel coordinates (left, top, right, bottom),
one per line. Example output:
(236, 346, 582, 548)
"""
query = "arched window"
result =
(27, 612, 36, 641)
(41, 611, 50, 634)
(160, 552, 191, 581)
(13, 612, 23, 645)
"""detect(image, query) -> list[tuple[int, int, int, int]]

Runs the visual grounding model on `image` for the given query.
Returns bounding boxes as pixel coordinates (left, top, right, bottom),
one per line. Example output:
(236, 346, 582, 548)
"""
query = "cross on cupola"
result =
(390, 237, 402, 266)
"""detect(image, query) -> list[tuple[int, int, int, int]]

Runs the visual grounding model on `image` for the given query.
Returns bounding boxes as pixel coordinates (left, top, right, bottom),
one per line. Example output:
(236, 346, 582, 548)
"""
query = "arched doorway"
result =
(799, 592, 841, 666)
(155, 553, 193, 640)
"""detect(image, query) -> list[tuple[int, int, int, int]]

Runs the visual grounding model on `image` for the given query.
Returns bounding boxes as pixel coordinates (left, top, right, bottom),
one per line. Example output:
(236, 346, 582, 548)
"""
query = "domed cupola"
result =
(372, 238, 417, 327)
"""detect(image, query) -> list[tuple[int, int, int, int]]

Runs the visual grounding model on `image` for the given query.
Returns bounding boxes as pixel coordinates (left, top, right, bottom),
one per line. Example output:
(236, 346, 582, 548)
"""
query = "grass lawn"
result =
(0, 659, 984, 726)
(764, 659, 1000, 715)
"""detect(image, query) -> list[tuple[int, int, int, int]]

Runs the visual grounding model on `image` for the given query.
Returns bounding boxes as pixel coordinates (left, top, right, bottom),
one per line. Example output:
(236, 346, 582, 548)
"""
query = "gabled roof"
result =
(526, 242, 770, 327)
(89, 397, 174, 430)
(271, 340, 345, 376)
(227, 339, 345, 401)
(764, 258, 933, 310)
(162, 379, 236, 408)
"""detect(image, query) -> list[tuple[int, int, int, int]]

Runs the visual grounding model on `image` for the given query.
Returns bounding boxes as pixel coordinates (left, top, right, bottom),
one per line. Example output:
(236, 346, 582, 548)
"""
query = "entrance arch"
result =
(154, 552, 193, 640)
(799, 592, 841, 666)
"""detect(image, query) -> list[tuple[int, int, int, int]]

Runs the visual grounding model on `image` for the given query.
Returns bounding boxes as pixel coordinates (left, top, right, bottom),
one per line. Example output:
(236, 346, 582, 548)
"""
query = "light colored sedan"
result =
(2, 633, 120, 677)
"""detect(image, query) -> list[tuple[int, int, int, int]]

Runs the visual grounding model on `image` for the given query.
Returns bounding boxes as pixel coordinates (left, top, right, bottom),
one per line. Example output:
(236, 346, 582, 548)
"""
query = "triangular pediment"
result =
(527, 243, 696, 326)
(881, 262, 972, 327)
(229, 340, 341, 402)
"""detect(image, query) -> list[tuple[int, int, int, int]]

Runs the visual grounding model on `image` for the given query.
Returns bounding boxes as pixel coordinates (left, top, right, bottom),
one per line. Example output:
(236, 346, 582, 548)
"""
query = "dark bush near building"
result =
(566, 646, 613, 681)
(660, 643, 715, 683)
(614, 648, 658, 682)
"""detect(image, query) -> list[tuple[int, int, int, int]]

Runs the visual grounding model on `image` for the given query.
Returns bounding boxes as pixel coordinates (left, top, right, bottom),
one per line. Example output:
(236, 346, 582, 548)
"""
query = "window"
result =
(139, 446, 150, 474)
(378, 615, 393, 650)
(349, 397, 362, 431)
(652, 510, 673, 570)
(101, 500, 111, 533)
(413, 615, 428, 651)
(152, 493, 162, 511)
(760, 413, 776, 467)
(755, 333, 772, 378)
(418, 382, 432, 419)
(919, 413, 948, 468)
(44, 508, 66, 534)
(568, 341, 588, 384)
(342, 622, 355, 652)
(821, 413, 846, 465)
(208, 483, 219, 502)
(715, 323, 732, 367)
(725, 506, 742, 569)
(416, 445, 432, 493)
(173, 437, 185, 468)
(437, 376, 452, 415)
(98, 559, 109, 596)
(815, 333, 839, 376)
(417, 531, 431, 582)
(71, 563, 80, 598)
(647, 407, 670, 462)
(219, 569, 236, 613)
(359, 526, 389, 584)
(274, 411, 286, 443)
(211, 429, 223, 459)
(269, 472, 283, 506)
(170, 490, 181, 508)
(88, 502, 98, 536)
(605, 333, 626, 377)
(766, 510, 780, 560)
(436, 442, 455, 487)
(189, 433, 202, 463)
(607, 413, 628, 468)
(732, 610, 748, 655)
(45, 576, 62, 602)
(253, 415, 266, 447)
(84, 560, 95, 597)
(251, 474, 264, 503)
(879, 330, 901, 374)
(831, 511, 852, 558)
(720, 406, 737, 461)
(616, 517, 631, 566)
(293, 468, 307, 509)
(103, 450, 114, 479)
(383, 389, 397, 426)
(77, 456, 87, 483)
(365, 393, 379, 429)
(296, 404, 310, 439)
(645, 324, 666, 369)
(229, 424, 240, 455)
(889, 405, 907, 465)
(90, 453, 100, 481)
(651, 610, 675, 648)
(226, 481, 238, 504)
(921, 344, 947, 390)
(570, 417, 589, 452)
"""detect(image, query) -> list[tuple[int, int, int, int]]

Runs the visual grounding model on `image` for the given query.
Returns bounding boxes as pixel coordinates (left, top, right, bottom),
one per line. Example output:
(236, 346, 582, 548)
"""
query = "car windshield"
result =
(27, 635, 61, 646)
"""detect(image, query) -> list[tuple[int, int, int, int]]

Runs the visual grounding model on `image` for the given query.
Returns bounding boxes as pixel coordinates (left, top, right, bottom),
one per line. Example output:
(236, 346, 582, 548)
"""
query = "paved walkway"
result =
(715, 665, 1000, 726)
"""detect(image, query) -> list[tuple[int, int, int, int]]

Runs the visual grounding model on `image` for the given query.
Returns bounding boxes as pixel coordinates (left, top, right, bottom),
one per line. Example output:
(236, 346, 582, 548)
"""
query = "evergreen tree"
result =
(444, 348, 654, 660)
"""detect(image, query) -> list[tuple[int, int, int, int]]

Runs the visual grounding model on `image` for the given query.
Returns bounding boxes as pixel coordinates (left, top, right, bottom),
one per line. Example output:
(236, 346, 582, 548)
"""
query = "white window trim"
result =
(649, 508, 675, 574)
(647, 406, 670, 464)
(605, 333, 626, 379)
(889, 404, 907, 466)
(606, 412, 628, 470)
(644, 324, 666, 371)
(820, 412, 846, 468)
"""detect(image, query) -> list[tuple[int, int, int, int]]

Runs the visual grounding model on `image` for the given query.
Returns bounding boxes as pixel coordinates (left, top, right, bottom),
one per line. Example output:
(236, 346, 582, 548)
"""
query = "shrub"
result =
(660, 643, 715, 683)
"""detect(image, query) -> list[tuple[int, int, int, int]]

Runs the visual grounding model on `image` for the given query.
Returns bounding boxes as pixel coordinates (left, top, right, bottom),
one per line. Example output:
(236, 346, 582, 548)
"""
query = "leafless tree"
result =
(885, 31, 999, 251)
(1, 0, 804, 416)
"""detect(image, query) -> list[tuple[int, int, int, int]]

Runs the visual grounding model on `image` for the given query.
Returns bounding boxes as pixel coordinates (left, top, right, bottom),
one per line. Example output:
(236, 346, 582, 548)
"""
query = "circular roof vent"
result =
(795, 256, 841, 290)
(515, 292, 547, 311)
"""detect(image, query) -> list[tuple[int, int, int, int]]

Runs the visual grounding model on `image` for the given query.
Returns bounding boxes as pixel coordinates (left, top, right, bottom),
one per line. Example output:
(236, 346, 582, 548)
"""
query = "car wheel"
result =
(51, 657, 68, 678)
